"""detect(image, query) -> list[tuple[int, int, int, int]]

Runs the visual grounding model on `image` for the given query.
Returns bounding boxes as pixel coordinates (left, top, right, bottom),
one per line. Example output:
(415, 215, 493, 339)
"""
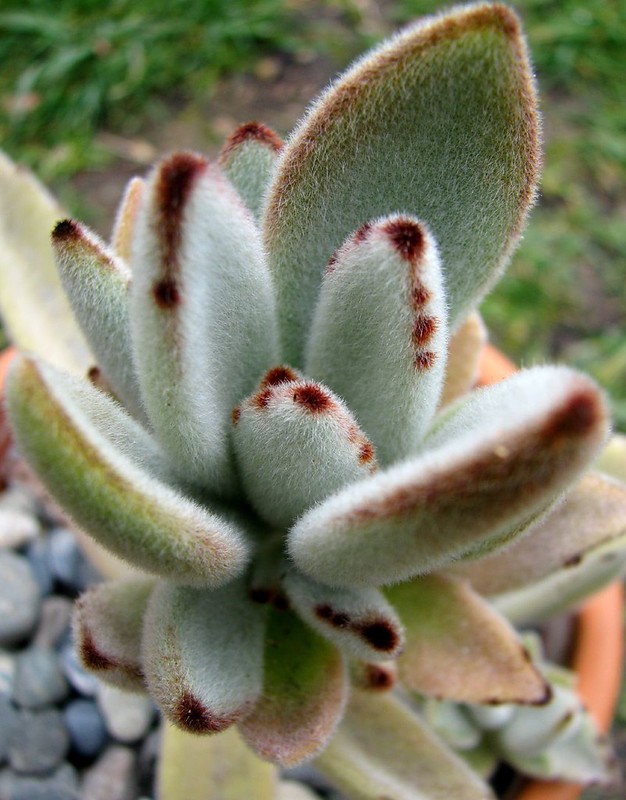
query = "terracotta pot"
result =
(479, 342, 625, 800)
(1, 343, 623, 800)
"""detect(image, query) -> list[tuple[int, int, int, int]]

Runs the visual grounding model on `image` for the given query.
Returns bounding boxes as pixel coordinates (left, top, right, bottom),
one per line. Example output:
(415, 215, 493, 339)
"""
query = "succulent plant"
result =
(1, 3, 626, 799)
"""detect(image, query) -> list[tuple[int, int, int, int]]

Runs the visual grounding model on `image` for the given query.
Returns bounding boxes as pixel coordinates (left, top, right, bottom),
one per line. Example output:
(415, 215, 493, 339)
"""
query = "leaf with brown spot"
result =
(143, 580, 265, 735)
(131, 154, 278, 497)
(6, 356, 251, 585)
(73, 577, 154, 692)
(452, 473, 626, 625)
(289, 367, 608, 587)
(219, 122, 283, 221)
(0, 151, 91, 374)
(314, 690, 495, 800)
(283, 568, 404, 661)
(306, 215, 447, 466)
(264, 3, 540, 366)
(386, 574, 548, 705)
(238, 608, 347, 767)
(52, 218, 146, 421)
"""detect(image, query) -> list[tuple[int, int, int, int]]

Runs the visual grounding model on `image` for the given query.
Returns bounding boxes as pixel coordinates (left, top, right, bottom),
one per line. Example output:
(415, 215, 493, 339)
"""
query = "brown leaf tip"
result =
(353, 221, 373, 246)
(260, 365, 299, 388)
(153, 278, 181, 309)
(174, 690, 235, 733)
(87, 366, 101, 385)
(292, 383, 334, 413)
(219, 122, 283, 163)
(363, 663, 396, 692)
(79, 627, 119, 673)
(382, 218, 425, 263)
(542, 387, 605, 441)
(252, 387, 273, 410)
(52, 218, 80, 242)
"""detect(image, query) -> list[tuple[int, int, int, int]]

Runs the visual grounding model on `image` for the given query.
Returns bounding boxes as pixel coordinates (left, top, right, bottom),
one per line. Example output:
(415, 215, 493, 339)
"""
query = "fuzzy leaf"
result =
(232, 371, 377, 527)
(73, 577, 154, 692)
(314, 690, 495, 800)
(110, 176, 145, 262)
(451, 473, 626, 604)
(289, 367, 608, 587)
(159, 724, 278, 800)
(238, 608, 347, 767)
(143, 580, 265, 734)
(52, 219, 145, 420)
(283, 568, 404, 662)
(440, 312, 487, 408)
(0, 151, 91, 373)
(6, 356, 250, 585)
(131, 152, 279, 496)
(264, 3, 539, 365)
(218, 122, 283, 221)
(305, 215, 447, 465)
(386, 574, 548, 704)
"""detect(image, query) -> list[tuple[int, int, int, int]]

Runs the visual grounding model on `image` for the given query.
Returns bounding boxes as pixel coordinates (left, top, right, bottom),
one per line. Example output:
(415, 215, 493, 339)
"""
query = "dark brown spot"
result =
(411, 282, 432, 308)
(252, 387, 273, 410)
(87, 366, 101, 385)
(292, 383, 333, 413)
(156, 152, 207, 277)
(218, 122, 283, 164)
(363, 663, 396, 691)
(564, 553, 583, 568)
(153, 278, 181, 309)
(542, 389, 602, 440)
(414, 351, 437, 370)
(352, 221, 373, 245)
(315, 603, 333, 620)
(260, 366, 298, 388)
(52, 219, 79, 241)
(357, 620, 399, 652)
(272, 592, 290, 611)
(412, 315, 438, 347)
(358, 441, 375, 465)
(231, 406, 241, 425)
(249, 587, 272, 604)
(383, 218, 424, 263)
(174, 690, 235, 733)
(325, 251, 339, 275)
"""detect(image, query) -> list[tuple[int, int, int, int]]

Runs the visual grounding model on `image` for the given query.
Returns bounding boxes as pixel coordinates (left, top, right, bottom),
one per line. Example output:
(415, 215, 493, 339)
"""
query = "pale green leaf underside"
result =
(314, 690, 495, 800)
(387, 574, 547, 704)
(264, 3, 539, 365)
(158, 723, 277, 800)
(289, 367, 608, 587)
(6, 356, 250, 586)
(0, 151, 91, 373)
(143, 580, 265, 733)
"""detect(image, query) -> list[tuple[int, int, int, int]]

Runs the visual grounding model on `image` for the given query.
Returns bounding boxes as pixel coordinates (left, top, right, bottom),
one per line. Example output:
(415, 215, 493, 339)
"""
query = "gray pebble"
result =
(0, 771, 79, 800)
(60, 642, 99, 697)
(25, 537, 54, 596)
(0, 509, 40, 550)
(48, 528, 82, 591)
(8, 707, 69, 775)
(0, 695, 17, 764)
(12, 646, 69, 709)
(63, 698, 108, 759)
(97, 683, 155, 743)
(80, 745, 137, 800)
(32, 596, 74, 650)
(0, 552, 41, 646)
(0, 650, 16, 695)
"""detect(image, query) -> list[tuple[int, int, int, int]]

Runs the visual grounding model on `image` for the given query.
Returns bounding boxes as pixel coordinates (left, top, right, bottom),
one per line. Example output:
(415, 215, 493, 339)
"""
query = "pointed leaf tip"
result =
(219, 121, 284, 163)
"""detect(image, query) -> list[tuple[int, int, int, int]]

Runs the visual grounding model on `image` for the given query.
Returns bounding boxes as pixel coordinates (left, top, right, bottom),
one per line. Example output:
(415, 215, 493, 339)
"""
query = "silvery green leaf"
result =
(453, 473, 626, 624)
(263, 3, 540, 365)
(238, 608, 347, 767)
(52, 219, 145, 421)
(305, 215, 447, 465)
(73, 577, 155, 692)
(0, 150, 91, 373)
(422, 700, 483, 751)
(131, 152, 279, 496)
(289, 367, 608, 587)
(6, 356, 251, 585)
(387, 574, 548, 705)
(283, 568, 404, 661)
(143, 580, 265, 733)
(110, 176, 145, 262)
(232, 372, 377, 528)
(314, 690, 495, 800)
(218, 122, 283, 221)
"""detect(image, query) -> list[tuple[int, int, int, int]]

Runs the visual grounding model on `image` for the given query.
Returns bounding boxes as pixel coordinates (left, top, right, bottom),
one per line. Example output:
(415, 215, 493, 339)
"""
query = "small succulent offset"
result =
(2, 3, 626, 799)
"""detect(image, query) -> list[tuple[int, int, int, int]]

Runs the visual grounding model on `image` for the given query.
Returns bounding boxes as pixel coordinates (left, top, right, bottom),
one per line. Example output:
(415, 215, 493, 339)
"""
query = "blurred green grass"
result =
(0, 0, 624, 426)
